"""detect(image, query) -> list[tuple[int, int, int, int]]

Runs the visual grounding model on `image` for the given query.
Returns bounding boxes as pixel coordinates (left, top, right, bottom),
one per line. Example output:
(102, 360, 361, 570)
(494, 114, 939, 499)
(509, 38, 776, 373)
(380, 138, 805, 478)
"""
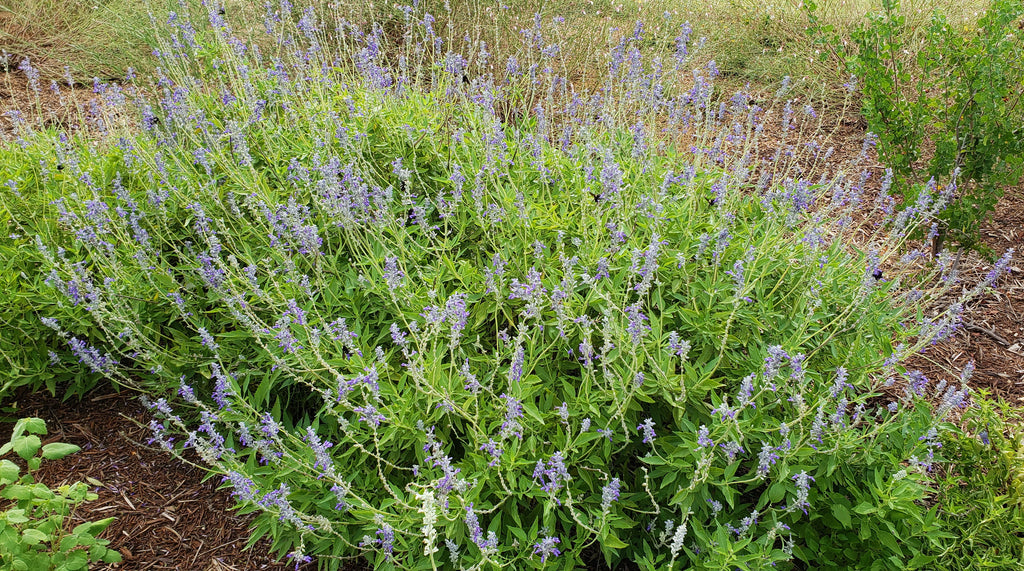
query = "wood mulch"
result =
(0, 58, 95, 136)
(906, 182, 1024, 404)
(750, 94, 1024, 407)
(1, 388, 322, 571)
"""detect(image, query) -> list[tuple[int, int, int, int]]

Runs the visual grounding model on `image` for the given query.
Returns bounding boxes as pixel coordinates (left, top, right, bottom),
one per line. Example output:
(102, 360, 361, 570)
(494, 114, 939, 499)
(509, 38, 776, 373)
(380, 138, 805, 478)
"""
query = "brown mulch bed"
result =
(752, 93, 1024, 404)
(1, 59, 96, 136)
(1, 388, 323, 571)
(904, 182, 1024, 403)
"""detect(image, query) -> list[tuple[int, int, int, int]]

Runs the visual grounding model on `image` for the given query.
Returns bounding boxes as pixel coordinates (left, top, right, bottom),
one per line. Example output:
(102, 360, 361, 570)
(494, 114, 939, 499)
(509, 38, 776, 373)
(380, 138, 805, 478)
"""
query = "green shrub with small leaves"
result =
(0, 417, 121, 571)
(846, 0, 1024, 256)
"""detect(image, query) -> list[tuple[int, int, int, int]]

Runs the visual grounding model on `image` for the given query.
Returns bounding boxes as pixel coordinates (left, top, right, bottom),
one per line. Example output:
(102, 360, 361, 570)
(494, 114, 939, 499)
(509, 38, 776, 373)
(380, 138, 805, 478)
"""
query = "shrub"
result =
(846, 0, 1024, 256)
(0, 417, 122, 570)
(1, 1, 1014, 569)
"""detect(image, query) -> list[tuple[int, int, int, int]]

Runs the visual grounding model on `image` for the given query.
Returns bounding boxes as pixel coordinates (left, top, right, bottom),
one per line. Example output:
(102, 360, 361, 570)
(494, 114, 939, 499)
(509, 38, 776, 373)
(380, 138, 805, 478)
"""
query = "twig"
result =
(963, 319, 1010, 347)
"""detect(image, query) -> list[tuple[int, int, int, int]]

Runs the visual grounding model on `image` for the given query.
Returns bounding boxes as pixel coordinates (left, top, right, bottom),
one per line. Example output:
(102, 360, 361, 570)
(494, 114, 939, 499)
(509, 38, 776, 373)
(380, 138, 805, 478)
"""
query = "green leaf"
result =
(59, 533, 81, 552)
(853, 501, 877, 515)
(722, 485, 737, 509)
(41, 443, 81, 460)
(9, 418, 46, 444)
(13, 435, 41, 461)
(21, 418, 46, 436)
(2, 486, 34, 501)
(30, 485, 54, 499)
(20, 528, 48, 545)
(832, 503, 852, 528)
(73, 517, 114, 535)
(253, 371, 276, 407)
(101, 548, 123, 564)
(907, 553, 935, 568)
(509, 526, 527, 543)
(0, 459, 20, 483)
(5, 508, 29, 523)
(63, 549, 88, 570)
(603, 532, 628, 549)
(723, 460, 741, 480)
(877, 529, 903, 556)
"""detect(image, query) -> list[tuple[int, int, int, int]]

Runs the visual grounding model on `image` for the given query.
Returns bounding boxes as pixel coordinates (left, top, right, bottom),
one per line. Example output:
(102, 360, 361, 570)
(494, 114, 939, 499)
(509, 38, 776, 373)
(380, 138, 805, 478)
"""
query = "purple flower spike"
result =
(637, 418, 656, 444)
(533, 535, 561, 563)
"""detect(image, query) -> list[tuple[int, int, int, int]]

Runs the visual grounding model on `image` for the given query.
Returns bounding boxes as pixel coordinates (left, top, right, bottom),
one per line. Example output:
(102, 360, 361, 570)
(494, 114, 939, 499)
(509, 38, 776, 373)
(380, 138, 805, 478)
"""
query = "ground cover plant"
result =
(932, 394, 1024, 567)
(0, 417, 121, 570)
(0, 0, 1020, 569)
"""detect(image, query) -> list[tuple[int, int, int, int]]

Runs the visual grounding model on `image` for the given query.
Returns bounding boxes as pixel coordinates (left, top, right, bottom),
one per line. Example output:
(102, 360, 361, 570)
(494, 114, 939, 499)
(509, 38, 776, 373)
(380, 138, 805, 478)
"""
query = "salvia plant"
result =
(0, 0, 1016, 569)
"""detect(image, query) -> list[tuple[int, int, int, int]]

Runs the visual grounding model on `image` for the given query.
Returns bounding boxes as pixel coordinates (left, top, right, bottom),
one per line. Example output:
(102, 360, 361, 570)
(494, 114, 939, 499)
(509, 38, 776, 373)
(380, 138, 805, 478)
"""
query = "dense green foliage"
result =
(1, 186, 107, 400)
(932, 396, 1024, 569)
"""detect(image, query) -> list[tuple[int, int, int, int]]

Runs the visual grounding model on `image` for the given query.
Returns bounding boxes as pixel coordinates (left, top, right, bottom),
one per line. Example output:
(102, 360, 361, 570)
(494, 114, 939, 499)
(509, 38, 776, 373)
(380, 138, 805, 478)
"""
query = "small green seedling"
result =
(0, 417, 122, 571)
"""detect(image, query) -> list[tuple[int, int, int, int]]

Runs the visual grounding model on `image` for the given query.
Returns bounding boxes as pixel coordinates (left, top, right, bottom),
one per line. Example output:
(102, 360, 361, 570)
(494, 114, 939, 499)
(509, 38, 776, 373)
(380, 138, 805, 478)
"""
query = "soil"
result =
(1, 57, 1022, 570)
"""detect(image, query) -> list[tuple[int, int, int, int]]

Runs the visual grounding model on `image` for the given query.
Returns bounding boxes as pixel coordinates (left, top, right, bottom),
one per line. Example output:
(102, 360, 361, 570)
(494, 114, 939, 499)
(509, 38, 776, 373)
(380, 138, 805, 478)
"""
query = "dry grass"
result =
(316, 0, 993, 103)
(663, 0, 990, 96)
(0, 0, 994, 100)
(0, 0, 167, 80)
